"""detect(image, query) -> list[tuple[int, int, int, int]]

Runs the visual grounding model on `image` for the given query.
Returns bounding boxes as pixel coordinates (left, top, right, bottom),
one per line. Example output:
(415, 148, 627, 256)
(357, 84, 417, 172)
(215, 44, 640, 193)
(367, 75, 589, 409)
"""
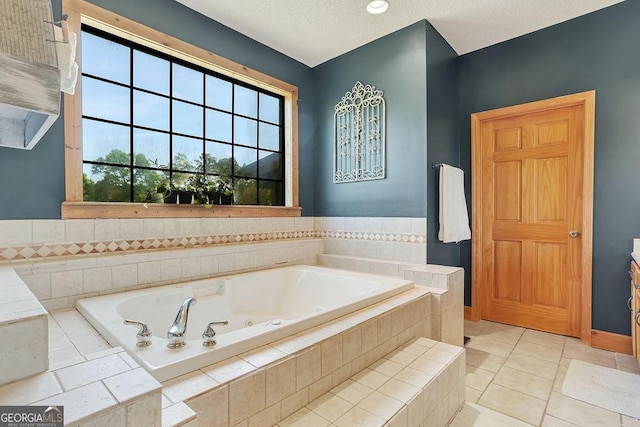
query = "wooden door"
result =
(472, 93, 595, 338)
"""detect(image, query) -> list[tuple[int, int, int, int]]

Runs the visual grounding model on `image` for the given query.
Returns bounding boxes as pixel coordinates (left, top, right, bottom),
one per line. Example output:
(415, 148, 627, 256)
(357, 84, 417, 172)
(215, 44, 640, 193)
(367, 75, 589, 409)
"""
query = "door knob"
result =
(569, 230, 579, 238)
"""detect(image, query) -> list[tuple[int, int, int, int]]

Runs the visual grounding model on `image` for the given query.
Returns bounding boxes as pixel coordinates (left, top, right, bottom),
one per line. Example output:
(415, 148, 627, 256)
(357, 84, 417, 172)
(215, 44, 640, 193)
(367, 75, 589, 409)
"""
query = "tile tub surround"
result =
(0, 285, 436, 426)
(163, 286, 433, 426)
(405, 265, 465, 348)
(0, 217, 320, 311)
(318, 255, 465, 348)
(315, 217, 427, 264)
(281, 337, 465, 427)
(0, 216, 431, 311)
(0, 266, 48, 386)
(0, 217, 316, 262)
(18, 238, 322, 312)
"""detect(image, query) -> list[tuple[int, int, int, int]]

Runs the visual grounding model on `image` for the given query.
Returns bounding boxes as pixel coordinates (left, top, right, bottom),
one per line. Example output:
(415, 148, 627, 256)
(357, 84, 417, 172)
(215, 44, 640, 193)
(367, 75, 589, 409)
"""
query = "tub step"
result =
(276, 337, 465, 427)
(162, 401, 197, 427)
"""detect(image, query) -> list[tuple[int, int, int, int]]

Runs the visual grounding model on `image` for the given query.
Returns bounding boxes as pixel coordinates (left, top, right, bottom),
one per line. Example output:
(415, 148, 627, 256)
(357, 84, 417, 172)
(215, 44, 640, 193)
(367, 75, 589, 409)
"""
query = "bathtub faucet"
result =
(167, 297, 197, 348)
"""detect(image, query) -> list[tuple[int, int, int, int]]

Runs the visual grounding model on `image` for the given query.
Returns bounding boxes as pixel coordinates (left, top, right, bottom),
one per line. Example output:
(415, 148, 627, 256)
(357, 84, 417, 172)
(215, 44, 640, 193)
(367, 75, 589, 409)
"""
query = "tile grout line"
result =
(534, 332, 565, 427)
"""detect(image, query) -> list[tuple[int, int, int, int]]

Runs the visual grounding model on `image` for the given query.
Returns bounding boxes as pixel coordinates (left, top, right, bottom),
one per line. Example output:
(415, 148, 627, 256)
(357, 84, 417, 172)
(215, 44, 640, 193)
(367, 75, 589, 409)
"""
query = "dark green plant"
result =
(186, 173, 211, 204)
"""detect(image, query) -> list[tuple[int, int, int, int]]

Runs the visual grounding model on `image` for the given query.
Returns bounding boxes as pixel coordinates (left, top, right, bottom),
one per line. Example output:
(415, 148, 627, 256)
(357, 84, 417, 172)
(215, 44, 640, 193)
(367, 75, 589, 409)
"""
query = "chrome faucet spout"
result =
(167, 297, 197, 348)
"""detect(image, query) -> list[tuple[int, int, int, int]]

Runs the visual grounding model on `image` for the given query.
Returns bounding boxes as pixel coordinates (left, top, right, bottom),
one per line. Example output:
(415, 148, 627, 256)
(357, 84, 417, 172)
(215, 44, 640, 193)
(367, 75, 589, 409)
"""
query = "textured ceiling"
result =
(176, 0, 624, 67)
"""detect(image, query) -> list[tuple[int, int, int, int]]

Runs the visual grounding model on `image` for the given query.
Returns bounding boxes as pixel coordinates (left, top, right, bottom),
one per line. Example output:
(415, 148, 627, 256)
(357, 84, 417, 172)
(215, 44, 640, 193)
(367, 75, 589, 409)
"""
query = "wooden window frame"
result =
(62, 0, 300, 218)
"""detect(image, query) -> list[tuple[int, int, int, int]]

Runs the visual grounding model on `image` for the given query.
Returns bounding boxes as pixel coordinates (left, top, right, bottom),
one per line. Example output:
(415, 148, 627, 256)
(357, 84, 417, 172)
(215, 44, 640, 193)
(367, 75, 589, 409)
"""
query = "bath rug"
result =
(562, 359, 640, 419)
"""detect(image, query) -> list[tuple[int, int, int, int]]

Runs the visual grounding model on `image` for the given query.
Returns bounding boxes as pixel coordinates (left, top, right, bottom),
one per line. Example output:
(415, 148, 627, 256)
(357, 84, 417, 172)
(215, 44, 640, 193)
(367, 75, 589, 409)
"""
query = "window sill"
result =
(61, 201, 302, 219)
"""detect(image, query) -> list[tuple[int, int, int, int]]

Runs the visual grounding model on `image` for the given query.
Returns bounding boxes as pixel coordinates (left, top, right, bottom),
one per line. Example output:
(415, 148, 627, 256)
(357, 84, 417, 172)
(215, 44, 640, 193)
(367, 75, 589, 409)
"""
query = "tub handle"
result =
(123, 319, 152, 347)
(202, 320, 229, 347)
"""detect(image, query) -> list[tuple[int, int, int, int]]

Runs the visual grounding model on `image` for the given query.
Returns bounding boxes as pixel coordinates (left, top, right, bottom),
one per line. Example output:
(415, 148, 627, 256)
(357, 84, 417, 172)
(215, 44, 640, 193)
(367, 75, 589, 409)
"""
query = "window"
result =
(80, 26, 285, 206)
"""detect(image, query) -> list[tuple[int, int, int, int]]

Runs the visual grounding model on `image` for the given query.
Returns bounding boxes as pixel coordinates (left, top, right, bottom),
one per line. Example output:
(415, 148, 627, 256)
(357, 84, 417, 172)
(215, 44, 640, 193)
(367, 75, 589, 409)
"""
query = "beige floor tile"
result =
(513, 340, 562, 364)
(466, 336, 516, 358)
(520, 329, 566, 350)
(563, 341, 616, 368)
(465, 387, 482, 404)
(306, 393, 352, 422)
(464, 320, 486, 337)
(623, 415, 640, 427)
(465, 347, 506, 373)
(478, 383, 546, 425)
(553, 358, 571, 393)
(493, 366, 553, 400)
(460, 321, 633, 427)
(504, 353, 559, 380)
(278, 407, 331, 427)
(481, 322, 526, 336)
(449, 403, 534, 427)
(478, 330, 522, 346)
(615, 353, 640, 374)
(541, 415, 580, 426)
(546, 392, 621, 427)
(465, 366, 496, 392)
(334, 406, 385, 427)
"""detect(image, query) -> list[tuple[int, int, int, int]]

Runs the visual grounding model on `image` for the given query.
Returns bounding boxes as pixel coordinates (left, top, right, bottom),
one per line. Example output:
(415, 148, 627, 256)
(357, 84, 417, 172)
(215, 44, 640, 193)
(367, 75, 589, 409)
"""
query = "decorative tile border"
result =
(0, 217, 426, 262)
(0, 231, 315, 262)
(316, 230, 425, 243)
(0, 229, 426, 262)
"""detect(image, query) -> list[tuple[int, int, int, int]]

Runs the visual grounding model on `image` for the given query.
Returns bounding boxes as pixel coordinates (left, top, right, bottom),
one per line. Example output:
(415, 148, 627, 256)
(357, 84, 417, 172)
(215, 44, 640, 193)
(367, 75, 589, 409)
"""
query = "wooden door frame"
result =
(469, 91, 595, 345)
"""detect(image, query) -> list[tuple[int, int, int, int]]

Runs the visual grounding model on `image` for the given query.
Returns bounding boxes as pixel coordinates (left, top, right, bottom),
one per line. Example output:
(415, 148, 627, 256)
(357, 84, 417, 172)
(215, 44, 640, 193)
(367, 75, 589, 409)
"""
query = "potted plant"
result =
(186, 173, 212, 205)
(207, 175, 233, 205)
(152, 160, 193, 204)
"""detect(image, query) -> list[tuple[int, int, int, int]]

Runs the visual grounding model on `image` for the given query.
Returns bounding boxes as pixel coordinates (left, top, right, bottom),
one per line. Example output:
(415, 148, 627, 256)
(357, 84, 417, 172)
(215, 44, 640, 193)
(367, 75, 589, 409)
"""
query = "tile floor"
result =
(456, 320, 640, 427)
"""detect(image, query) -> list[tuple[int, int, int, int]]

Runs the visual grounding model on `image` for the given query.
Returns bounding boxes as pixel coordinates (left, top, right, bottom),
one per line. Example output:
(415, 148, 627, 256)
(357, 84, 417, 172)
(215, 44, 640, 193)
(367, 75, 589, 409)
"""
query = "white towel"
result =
(438, 164, 471, 243)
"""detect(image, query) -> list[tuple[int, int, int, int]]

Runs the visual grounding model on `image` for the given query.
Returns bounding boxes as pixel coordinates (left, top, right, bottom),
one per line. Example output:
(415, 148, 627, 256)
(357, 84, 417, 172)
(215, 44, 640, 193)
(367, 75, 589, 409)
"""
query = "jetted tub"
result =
(76, 265, 415, 381)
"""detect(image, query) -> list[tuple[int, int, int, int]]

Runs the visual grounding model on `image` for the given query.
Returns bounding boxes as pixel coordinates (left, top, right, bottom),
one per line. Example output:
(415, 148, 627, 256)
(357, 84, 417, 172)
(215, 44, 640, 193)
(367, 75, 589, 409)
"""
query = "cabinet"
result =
(631, 261, 640, 361)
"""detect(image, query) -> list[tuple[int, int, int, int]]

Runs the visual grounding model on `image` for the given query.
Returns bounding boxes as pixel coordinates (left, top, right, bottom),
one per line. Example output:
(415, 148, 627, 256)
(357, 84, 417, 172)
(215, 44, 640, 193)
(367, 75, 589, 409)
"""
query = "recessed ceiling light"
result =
(367, 0, 389, 15)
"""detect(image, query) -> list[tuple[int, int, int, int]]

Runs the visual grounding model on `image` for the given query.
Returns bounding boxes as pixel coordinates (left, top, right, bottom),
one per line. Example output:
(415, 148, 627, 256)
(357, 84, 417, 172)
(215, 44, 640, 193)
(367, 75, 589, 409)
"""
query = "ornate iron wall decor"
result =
(333, 81, 386, 183)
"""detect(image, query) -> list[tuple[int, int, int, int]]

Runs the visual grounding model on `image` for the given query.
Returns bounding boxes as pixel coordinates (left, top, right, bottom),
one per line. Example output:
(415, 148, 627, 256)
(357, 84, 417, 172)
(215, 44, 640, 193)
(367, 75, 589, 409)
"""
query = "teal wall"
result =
(458, 0, 640, 334)
(0, 1, 66, 219)
(312, 22, 428, 218)
(425, 22, 461, 267)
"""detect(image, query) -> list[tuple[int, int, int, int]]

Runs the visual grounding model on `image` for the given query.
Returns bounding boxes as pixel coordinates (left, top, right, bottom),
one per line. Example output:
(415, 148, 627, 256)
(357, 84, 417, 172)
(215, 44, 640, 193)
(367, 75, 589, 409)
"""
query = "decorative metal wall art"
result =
(333, 81, 386, 183)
